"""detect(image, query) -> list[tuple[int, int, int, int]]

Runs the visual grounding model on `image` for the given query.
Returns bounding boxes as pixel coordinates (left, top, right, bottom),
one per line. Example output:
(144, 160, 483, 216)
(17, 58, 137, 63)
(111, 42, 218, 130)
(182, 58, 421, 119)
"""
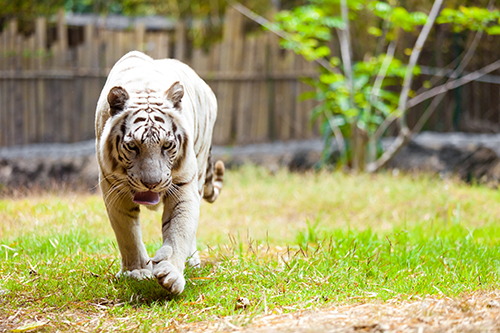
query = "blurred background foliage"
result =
(0, 0, 498, 169)
(273, 0, 499, 170)
(0, 0, 306, 48)
(0, 0, 493, 43)
(0, 0, 305, 19)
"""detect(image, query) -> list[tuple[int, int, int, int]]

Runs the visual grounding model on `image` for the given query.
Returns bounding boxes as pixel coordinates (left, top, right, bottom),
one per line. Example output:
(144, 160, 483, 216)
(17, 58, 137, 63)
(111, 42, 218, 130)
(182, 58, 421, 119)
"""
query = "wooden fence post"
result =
(235, 36, 254, 144)
(81, 23, 97, 140)
(56, 9, 68, 66)
(174, 21, 187, 62)
(35, 17, 47, 142)
(213, 7, 244, 145)
(135, 23, 146, 53)
(7, 20, 22, 145)
(0, 29, 4, 146)
(55, 9, 73, 142)
(253, 34, 270, 142)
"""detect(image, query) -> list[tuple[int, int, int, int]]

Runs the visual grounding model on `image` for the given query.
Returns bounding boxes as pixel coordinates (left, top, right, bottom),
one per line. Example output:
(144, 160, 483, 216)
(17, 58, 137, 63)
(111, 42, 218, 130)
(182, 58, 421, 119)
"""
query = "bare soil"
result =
(2, 292, 500, 332)
(179, 291, 500, 333)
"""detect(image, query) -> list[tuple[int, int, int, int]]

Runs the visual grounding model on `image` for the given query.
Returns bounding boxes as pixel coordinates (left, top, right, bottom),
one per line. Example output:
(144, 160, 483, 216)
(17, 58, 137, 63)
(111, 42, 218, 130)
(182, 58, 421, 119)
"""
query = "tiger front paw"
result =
(187, 251, 201, 268)
(117, 268, 153, 280)
(153, 260, 186, 295)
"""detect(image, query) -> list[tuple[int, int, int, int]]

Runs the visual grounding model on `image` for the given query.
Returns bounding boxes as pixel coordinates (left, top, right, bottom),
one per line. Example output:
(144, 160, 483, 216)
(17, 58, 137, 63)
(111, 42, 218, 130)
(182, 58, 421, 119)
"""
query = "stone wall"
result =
(1, 134, 499, 193)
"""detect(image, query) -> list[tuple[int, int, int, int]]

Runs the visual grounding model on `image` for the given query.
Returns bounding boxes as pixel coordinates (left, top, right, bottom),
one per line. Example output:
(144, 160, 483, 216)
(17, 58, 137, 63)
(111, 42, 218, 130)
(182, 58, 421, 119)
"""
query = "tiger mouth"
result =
(132, 190, 161, 205)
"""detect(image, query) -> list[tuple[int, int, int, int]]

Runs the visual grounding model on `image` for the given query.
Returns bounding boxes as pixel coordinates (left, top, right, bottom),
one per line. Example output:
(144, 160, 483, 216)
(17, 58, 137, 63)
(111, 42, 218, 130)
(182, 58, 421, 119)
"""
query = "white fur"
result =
(95, 51, 217, 294)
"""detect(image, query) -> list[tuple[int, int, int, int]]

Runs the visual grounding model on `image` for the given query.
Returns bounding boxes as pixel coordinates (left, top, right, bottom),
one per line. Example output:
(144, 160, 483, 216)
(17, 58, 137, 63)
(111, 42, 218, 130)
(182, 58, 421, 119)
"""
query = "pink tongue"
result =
(133, 191, 160, 205)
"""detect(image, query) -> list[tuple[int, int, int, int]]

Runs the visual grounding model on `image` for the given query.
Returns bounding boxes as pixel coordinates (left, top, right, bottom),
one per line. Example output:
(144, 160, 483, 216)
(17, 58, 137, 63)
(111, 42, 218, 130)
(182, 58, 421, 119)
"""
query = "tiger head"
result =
(100, 81, 187, 206)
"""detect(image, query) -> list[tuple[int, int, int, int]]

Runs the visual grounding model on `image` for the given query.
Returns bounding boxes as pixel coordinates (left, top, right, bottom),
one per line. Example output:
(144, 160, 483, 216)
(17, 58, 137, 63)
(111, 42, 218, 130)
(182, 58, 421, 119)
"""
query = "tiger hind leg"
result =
(203, 152, 224, 203)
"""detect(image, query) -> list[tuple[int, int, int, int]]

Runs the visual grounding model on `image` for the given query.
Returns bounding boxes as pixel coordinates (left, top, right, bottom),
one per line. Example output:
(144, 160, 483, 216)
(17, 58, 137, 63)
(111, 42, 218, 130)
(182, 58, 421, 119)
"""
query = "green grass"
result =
(1, 166, 500, 331)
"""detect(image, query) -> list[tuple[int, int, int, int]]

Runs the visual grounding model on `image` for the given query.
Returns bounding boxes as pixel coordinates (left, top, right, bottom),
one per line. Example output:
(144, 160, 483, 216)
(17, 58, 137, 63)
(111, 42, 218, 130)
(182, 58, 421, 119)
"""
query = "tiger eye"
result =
(163, 142, 174, 150)
(126, 141, 138, 151)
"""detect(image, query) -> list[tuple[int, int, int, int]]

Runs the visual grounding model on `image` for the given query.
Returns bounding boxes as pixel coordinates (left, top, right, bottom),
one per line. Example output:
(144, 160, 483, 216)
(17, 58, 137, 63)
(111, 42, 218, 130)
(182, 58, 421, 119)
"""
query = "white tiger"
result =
(95, 51, 224, 294)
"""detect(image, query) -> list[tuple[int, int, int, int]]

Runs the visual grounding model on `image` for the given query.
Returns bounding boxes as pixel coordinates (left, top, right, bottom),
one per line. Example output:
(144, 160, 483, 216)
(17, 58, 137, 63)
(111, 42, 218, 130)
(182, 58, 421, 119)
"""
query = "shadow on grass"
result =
(113, 263, 216, 306)
(115, 277, 175, 306)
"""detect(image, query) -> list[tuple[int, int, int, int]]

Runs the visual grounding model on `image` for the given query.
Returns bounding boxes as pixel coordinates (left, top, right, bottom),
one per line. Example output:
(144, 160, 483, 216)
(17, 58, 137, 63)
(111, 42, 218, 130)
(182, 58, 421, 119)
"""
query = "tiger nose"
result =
(142, 180, 160, 190)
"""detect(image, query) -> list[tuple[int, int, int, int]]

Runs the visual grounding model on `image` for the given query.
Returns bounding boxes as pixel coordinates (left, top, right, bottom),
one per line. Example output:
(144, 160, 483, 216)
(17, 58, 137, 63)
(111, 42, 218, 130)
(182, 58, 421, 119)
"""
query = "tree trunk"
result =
(351, 124, 368, 173)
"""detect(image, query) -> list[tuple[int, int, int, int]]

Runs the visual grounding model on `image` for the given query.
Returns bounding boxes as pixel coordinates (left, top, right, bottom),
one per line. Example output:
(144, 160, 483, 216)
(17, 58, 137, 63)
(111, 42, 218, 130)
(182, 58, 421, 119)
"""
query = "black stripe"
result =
(103, 176, 113, 186)
(169, 116, 177, 133)
(154, 116, 165, 123)
(117, 208, 138, 219)
(114, 135, 121, 152)
(174, 173, 196, 187)
(162, 200, 186, 229)
(162, 218, 172, 232)
(106, 139, 119, 171)
(203, 150, 214, 186)
(120, 121, 127, 136)
(172, 200, 186, 212)
(172, 130, 188, 171)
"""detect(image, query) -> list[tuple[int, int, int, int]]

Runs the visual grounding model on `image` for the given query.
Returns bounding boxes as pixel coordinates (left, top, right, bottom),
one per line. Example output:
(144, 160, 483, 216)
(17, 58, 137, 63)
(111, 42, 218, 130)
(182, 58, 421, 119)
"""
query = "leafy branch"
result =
(270, 0, 500, 172)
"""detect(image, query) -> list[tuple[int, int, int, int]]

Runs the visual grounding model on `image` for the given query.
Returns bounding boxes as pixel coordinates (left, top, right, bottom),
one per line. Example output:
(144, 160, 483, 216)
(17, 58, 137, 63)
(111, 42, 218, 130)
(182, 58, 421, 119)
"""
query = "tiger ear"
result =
(164, 81, 184, 109)
(107, 86, 129, 116)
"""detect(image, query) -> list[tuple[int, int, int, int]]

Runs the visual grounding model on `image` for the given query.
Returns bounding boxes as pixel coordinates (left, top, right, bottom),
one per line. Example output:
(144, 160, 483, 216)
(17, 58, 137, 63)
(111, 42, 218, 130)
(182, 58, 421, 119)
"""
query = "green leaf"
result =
(298, 91, 318, 102)
(367, 26, 383, 37)
(369, 1, 392, 18)
(329, 57, 341, 67)
(299, 77, 318, 86)
(353, 74, 370, 90)
(315, 45, 331, 58)
(486, 25, 500, 35)
(338, 96, 351, 112)
(374, 1, 391, 14)
(410, 12, 428, 25)
(372, 100, 393, 116)
(320, 73, 344, 84)
(330, 115, 347, 127)
(323, 16, 345, 29)
(310, 105, 327, 124)
(377, 89, 400, 104)
(344, 108, 359, 118)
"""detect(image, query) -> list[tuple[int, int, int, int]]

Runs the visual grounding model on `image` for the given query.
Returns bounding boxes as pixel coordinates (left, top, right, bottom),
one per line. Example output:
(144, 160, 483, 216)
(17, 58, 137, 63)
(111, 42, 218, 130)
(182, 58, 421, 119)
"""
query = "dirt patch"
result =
(2, 292, 500, 332)
(178, 291, 500, 332)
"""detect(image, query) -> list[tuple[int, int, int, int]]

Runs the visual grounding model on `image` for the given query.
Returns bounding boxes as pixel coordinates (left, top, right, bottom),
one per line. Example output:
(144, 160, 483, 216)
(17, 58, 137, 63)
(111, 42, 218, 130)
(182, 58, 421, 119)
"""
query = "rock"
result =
(0, 156, 99, 192)
(235, 297, 250, 310)
(388, 141, 445, 172)
(455, 146, 500, 184)
(1, 133, 500, 191)
(288, 150, 321, 172)
(389, 141, 500, 187)
(487, 299, 500, 308)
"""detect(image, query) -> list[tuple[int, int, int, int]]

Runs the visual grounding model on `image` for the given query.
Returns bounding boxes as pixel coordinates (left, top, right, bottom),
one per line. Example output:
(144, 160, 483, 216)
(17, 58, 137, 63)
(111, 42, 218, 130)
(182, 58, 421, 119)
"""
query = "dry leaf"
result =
(235, 297, 250, 310)
(12, 321, 48, 332)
